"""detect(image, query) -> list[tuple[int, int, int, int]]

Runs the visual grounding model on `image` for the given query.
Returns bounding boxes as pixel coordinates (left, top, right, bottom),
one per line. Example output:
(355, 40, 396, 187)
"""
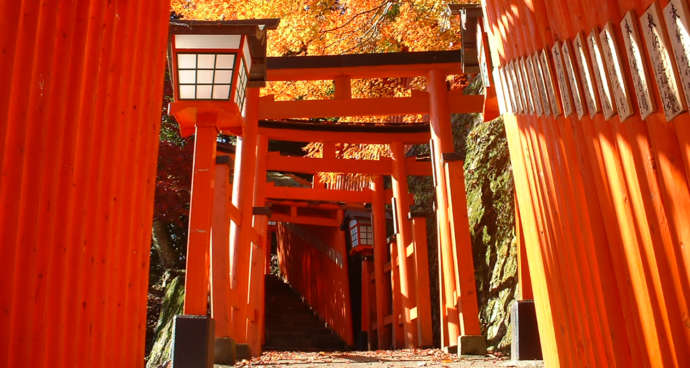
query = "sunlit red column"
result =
(427, 70, 460, 348)
(247, 134, 269, 354)
(184, 118, 218, 315)
(428, 68, 483, 351)
(371, 176, 389, 348)
(411, 216, 433, 347)
(390, 141, 417, 347)
(229, 87, 260, 343)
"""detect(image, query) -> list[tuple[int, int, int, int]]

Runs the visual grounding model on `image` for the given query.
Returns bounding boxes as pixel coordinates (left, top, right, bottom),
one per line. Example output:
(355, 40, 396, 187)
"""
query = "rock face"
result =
(457, 112, 517, 352)
(146, 274, 185, 368)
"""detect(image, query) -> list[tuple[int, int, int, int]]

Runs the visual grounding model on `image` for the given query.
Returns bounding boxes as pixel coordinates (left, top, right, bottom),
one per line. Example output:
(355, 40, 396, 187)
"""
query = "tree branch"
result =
(320, 1, 389, 34)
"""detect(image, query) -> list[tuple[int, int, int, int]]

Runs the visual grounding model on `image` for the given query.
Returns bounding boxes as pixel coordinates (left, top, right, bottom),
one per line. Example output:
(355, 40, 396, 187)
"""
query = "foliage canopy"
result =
(169, 0, 477, 181)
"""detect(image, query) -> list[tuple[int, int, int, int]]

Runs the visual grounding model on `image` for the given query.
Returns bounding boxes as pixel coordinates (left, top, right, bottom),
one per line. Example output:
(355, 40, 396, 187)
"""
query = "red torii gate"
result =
(171, 45, 489, 363)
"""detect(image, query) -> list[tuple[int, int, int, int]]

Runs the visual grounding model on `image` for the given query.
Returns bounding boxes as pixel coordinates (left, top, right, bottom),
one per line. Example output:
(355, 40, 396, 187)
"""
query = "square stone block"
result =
(235, 343, 252, 361)
(214, 337, 236, 365)
(171, 315, 214, 368)
(458, 334, 487, 356)
(511, 300, 542, 361)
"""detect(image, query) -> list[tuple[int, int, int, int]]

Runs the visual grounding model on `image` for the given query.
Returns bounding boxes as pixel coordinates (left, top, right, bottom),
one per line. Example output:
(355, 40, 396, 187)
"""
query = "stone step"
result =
(263, 275, 347, 352)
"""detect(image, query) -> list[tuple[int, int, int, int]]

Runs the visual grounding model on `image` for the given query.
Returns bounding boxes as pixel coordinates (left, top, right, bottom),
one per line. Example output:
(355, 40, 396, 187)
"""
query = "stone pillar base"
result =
(172, 315, 214, 368)
(214, 337, 236, 365)
(511, 300, 542, 361)
(457, 335, 487, 356)
(235, 343, 252, 360)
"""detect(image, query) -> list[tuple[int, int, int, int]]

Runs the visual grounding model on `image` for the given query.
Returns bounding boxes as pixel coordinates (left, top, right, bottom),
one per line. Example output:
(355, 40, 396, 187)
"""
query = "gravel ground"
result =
(224, 349, 544, 368)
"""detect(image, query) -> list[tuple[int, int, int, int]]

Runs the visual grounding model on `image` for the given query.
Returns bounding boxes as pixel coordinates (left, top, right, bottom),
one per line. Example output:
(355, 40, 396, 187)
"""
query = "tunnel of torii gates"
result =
(5, 0, 690, 367)
(170, 28, 495, 361)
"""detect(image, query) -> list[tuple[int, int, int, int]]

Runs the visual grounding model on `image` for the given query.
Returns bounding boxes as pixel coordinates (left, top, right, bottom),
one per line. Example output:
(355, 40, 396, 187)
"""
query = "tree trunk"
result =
(152, 218, 179, 270)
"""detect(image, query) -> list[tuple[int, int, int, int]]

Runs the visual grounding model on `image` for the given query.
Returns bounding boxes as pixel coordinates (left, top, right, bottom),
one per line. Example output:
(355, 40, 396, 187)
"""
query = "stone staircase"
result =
(264, 275, 347, 352)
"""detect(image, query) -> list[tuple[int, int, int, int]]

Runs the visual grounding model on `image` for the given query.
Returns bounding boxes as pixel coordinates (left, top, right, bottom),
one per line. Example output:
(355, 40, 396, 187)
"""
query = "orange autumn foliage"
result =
(170, 0, 478, 183)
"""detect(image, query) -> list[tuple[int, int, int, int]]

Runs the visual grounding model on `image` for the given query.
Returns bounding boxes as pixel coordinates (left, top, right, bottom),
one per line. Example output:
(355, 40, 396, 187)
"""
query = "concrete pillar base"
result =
(214, 337, 236, 365)
(172, 315, 214, 368)
(457, 335, 487, 356)
(511, 300, 542, 361)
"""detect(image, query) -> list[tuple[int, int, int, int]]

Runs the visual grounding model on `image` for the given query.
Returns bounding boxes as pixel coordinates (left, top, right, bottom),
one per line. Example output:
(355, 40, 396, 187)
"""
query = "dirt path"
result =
(226, 349, 544, 368)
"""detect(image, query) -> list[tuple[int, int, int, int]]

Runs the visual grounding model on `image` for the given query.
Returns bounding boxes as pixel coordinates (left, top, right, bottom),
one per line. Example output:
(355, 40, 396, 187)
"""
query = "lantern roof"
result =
(168, 18, 280, 85)
(345, 209, 372, 221)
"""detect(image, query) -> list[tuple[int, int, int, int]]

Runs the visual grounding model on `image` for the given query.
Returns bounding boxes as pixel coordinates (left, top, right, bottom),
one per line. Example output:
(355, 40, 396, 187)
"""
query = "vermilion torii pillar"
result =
(211, 156, 233, 340)
(211, 156, 235, 364)
(0, 2, 169, 366)
(411, 216, 434, 347)
(230, 87, 261, 343)
(371, 176, 389, 348)
(184, 117, 219, 316)
(247, 134, 269, 354)
(427, 69, 485, 354)
(390, 142, 418, 347)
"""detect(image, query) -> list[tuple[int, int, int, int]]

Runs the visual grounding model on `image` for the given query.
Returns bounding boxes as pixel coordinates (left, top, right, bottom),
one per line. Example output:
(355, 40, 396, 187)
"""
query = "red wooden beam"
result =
(265, 153, 431, 176)
(266, 62, 460, 80)
(269, 213, 340, 227)
(265, 50, 462, 81)
(265, 182, 372, 203)
(258, 91, 484, 119)
(267, 200, 347, 210)
(258, 125, 431, 144)
(266, 153, 387, 175)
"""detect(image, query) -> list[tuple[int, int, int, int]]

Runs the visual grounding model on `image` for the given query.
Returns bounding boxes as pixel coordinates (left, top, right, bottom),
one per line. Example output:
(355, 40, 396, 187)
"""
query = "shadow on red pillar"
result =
(228, 87, 260, 348)
(184, 123, 219, 315)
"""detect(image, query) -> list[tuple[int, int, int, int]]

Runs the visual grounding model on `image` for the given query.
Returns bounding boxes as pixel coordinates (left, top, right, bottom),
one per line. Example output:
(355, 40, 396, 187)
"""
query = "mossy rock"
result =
(146, 273, 185, 368)
(451, 80, 517, 353)
(462, 116, 517, 352)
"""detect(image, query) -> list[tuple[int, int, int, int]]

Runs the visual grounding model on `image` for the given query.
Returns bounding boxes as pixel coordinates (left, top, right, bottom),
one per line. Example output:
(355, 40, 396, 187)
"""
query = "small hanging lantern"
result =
(349, 216, 374, 255)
